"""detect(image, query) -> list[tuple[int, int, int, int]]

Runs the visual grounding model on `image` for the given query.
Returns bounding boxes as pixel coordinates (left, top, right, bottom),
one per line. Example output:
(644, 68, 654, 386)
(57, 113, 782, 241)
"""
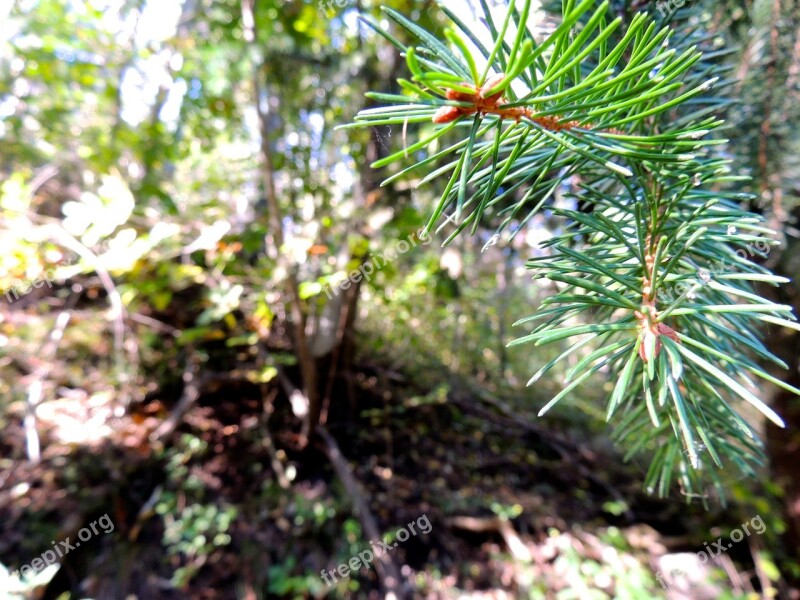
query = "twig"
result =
(749, 536, 773, 599)
(717, 551, 751, 595)
(46, 225, 134, 405)
(261, 387, 291, 489)
(128, 312, 180, 336)
(150, 366, 283, 444)
(317, 426, 407, 599)
(150, 354, 200, 444)
(28, 164, 60, 196)
(24, 291, 79, 463)
(446, 515, 532, 561)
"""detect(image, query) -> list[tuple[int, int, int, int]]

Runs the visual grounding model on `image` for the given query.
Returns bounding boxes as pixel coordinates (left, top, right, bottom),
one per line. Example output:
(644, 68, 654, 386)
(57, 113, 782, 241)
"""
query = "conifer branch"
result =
(345, 0, 800, 501)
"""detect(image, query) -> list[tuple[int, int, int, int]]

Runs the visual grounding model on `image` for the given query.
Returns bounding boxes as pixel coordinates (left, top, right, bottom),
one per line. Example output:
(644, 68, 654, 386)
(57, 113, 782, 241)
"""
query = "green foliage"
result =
(266, 556, 328, 596)
(349, 0, 800, 500)
(1, 0, 797, 594)
(156, 434, 236, 587)
(158, 498, 236, 587)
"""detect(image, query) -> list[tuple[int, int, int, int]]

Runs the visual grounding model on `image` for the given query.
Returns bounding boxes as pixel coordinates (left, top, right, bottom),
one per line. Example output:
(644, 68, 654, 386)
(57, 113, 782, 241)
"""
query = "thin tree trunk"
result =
(242, 0, 320, 448)
(763, 230, 800, 579)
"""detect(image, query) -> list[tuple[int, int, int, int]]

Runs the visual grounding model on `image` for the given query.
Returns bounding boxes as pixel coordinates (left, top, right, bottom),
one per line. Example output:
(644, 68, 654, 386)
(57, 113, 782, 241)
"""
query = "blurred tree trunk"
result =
(317, 19, 406, 422)
(242, 0, 320, 447)
(241, 0, 408, 440)
(722, 0, 800, 575)
(764, 225, 800, 573)
(745, 0, 800, 576)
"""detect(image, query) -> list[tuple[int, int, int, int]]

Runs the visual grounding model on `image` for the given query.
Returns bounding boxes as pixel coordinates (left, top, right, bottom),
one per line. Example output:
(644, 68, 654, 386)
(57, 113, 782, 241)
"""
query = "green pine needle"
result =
(347, 0, 800, 503)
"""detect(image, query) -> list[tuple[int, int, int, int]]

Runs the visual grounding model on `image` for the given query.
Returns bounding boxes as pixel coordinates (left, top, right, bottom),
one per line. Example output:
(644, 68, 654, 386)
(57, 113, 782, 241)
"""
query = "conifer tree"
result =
(343, 0, 800, 501)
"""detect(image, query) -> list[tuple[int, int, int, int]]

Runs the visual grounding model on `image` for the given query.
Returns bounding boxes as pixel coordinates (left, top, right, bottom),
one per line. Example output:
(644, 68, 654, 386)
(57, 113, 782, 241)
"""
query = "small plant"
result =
(155, 434, 236, 587)
(345, 0, 800, 500)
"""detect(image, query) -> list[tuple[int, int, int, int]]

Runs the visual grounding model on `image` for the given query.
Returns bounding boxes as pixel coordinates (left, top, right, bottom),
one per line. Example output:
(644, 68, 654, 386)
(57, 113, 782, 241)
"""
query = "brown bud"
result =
(445, 85, 477, 102)
(480, 73, 506, 101)
(432, 106, 463, 123)
(639, 329, 662, 363)
(657, 323, 680, 343)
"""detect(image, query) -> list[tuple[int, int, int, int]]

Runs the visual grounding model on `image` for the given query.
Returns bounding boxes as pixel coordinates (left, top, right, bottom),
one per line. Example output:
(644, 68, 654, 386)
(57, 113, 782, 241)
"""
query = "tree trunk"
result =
(764, 225, 800, 578)
(242, 0, 321, 447)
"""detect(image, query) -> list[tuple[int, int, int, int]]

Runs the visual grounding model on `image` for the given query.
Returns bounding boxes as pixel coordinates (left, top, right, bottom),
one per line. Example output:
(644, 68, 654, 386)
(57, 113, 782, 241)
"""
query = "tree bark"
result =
(242, 0, 321, 448)
(764, 229, 800, 577)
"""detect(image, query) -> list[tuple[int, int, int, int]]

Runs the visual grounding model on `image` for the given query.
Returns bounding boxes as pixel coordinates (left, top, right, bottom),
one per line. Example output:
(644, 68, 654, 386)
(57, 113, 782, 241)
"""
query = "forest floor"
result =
(0, 357, 772, 599)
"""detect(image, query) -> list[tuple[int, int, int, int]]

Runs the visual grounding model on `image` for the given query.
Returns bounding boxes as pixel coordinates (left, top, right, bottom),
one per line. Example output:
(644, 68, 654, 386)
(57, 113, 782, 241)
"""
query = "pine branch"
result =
(344, 0, 800, 501)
